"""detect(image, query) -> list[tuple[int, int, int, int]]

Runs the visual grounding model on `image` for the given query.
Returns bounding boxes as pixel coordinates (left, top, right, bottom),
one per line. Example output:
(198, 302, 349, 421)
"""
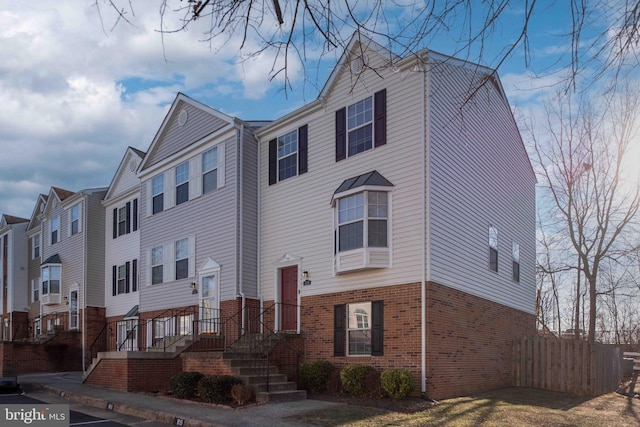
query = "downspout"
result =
(82, 197, 87, 370)
(256, 128, 264, 332)
(421, 56, 430, 399)
(238, 124, 246, 332)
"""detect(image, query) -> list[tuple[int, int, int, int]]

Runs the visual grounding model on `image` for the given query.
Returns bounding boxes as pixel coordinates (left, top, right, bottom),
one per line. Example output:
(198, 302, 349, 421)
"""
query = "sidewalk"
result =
(18, 372, 341, 427)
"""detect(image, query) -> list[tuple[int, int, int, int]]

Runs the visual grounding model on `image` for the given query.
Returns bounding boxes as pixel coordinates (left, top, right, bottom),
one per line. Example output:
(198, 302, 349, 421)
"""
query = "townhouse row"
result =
(0, 33, 537, 399)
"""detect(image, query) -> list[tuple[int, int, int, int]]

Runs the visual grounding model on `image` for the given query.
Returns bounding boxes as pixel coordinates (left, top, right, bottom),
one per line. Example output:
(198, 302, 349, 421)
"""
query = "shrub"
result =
(169, 371, 204, 399)
(231, 383, 254, 405)
(197, 375, 244, 404)
(381, 368, 415, 400)
(340, 364, 379, 397)
(300, 360, 335, 393)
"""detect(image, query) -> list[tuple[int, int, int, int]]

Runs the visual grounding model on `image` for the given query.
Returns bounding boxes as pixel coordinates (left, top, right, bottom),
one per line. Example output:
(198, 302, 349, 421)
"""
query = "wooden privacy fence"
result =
(513, 336, 623, 396)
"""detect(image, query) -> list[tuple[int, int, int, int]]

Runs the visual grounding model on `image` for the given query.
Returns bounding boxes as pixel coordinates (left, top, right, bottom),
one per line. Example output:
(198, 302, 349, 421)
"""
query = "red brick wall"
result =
(85, 356, 182, 392)
(0, 330, 82, 375)
(425, 281, 536, 398)
(180, 352, 233, 376)
(299, 281, 535, 400)
(83, 307, 106, 365)
(126, 357, 182, 392)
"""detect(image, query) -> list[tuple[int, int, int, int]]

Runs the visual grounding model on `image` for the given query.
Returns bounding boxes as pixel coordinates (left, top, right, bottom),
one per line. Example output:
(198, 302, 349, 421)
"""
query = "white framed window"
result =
(347, 302, 371, 356)
(117, 265, 127, 294)
(32, 278, 40, 302)
(489, 225, 498, 272)
(176, 162, 189, 205)
(118, 206, 127, 236)
(347, 96, 373, 156)
(42, 265, 61, 295)
(337, 191, 388, 252)
(50, 216, 59, 245)
(151, 246, 164, 285)
(152, 174, 164, 214)
(175, 238, 189, 280)
(69, 204, 81, 236)
(512, 241, 520, 282)
(32, 234, 40, 259)
(149, 236, 195, 285)
(202, 147, 218, 194)
(277, 130, 298, 181)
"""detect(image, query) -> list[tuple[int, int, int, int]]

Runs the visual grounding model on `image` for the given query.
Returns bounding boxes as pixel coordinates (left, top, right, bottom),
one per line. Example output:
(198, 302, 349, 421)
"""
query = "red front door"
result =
(280, 266, 298, 331)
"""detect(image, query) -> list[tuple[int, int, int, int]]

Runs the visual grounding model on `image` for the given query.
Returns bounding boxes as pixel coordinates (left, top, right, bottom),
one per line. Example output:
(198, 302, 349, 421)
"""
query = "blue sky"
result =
(0, 1, 634, 219)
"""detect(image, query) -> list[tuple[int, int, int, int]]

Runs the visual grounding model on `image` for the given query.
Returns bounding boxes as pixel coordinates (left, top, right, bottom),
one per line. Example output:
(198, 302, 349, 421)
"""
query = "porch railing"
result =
(87, 302, 305, 392)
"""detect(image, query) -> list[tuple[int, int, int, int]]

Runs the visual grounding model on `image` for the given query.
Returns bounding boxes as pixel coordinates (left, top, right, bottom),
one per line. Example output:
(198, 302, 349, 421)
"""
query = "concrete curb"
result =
(21, 382, 221, 427)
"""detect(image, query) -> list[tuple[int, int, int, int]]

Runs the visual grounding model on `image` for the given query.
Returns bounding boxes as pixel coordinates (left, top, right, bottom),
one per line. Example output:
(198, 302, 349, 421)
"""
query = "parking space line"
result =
(70, 420, 112, 426)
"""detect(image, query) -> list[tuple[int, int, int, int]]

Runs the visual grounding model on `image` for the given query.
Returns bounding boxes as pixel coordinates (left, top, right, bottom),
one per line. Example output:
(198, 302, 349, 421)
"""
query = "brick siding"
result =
(299, 281, 535, 400)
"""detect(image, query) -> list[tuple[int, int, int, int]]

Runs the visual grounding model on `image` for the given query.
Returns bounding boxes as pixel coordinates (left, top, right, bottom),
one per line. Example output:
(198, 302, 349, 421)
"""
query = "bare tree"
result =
(93, 1, 640, 92)
(531, 85, 640, 343)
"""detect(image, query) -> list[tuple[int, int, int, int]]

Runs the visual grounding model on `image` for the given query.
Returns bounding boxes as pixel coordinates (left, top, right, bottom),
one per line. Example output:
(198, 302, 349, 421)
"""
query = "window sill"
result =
(335, 247, 390, 274)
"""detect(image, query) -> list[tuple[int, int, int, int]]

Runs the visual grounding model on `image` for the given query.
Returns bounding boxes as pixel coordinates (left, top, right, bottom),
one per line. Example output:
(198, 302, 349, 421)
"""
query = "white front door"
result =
(200, 274, 219, 333)
(69, 290, 78, 329)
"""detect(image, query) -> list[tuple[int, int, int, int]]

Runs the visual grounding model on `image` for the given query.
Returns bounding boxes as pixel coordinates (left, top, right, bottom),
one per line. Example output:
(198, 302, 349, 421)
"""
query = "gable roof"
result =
(138, 93, 239, 174)
(27, 194, 48, 233)
(104, 146, 146, 202)
(1, 214, 29, 225)
(52, 187, 75, 201)
(319, 32, 401, 102)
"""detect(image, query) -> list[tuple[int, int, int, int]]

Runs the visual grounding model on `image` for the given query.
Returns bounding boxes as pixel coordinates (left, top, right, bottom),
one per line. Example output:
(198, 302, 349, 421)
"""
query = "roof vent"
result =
(178, 109, 188, 126)
(350, 55, 367, 74)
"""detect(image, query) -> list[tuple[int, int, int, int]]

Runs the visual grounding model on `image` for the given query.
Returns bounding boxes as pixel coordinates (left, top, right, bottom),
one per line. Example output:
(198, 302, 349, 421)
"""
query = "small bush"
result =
(300, 360, 335, 393)
(381, 368, 415, 400)
(340, 364, 379, 397)
(197, 375, 244, 404)
(231, 383, 254, 405)
(169, 371, 204, 399)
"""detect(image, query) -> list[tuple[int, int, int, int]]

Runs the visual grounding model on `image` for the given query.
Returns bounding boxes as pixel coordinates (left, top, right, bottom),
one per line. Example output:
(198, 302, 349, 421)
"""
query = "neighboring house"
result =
(102, 147, 145, 351)
(25, 194, 48, 338)
(0, 214, 29, 341)
(255, 34, 536, 399)
(37, 186, 107, 367)
(134, 93, 264, 350)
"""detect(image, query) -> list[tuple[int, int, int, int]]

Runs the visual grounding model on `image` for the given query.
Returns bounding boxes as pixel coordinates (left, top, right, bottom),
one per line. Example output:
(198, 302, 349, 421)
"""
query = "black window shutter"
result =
(371, 300, 384, 356)
(374, 89, 387, 148)
(132, 259, 138, 292)
(132, 199, 138, 232)
(335, 107, 346, 162)
(334, 304, 346, 356)
(112, 208, 118, 239)
(112, 265, 117, 296)
(298, 125, 308, 174)
(125, 261, 131, 293)
(125, 201, 131, 234)
(268, 138, 277, 185)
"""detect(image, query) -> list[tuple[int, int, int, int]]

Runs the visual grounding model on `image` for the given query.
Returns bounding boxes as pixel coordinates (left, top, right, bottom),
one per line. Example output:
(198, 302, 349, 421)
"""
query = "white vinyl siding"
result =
(259, 48, 423, 299)
(427, 58, 536, 313)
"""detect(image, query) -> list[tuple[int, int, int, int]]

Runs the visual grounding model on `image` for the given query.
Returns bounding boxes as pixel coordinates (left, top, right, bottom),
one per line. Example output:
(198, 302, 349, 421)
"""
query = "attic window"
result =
(178, 109, 188, 126)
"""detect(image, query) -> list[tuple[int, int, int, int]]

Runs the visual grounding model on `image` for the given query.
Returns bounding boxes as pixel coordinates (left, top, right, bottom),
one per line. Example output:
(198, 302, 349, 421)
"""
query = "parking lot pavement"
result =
(0, 391, 175, 427)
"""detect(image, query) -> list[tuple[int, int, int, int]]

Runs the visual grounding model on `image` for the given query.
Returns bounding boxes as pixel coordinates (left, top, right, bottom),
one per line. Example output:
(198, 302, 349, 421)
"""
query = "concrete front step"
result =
(240, 373, 287, 385)
(232, 366, 279, 376)
(253, 381, 298, 393)
(256, 390, 307, 403)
